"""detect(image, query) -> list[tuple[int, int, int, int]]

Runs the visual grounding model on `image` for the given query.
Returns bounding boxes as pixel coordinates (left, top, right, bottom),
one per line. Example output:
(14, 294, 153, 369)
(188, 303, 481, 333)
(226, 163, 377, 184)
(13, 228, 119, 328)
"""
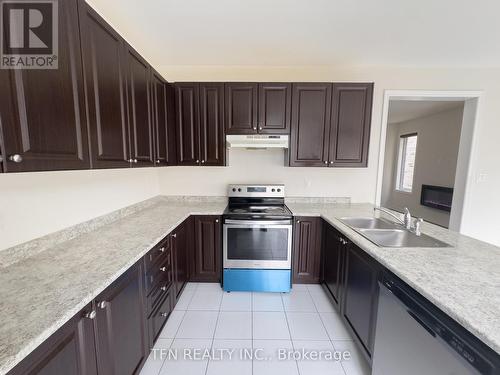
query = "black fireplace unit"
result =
(420, 185, 454, 212)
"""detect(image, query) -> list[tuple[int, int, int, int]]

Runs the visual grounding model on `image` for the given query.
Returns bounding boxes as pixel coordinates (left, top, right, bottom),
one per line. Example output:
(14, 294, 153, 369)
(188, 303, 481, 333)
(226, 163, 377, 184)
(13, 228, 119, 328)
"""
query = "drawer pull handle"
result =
(159, 247, 165, 253)
(85, 310, 96, 320)
(172, 234, 177, 238)
(97, 301, 107, 309)
(160, 312, 168, 317)
(161, 285, 168, 291)
(160, 266, 167, 272)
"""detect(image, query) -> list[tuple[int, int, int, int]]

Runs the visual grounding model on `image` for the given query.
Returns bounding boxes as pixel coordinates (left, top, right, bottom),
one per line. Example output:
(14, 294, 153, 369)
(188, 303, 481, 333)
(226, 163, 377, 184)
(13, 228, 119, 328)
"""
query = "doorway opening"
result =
(376, 91, 481, 231)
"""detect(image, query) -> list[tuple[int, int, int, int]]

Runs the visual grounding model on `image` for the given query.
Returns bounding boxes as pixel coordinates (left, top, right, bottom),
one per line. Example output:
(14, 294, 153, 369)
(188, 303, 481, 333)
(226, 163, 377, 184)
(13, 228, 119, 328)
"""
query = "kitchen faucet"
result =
(374, 206, 424, 235)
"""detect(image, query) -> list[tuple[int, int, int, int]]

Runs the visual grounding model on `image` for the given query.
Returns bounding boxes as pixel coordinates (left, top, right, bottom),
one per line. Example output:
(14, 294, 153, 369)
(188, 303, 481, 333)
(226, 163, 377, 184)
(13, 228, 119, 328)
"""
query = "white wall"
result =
(156, 65, 500, 246)
(0, 168, 160, 251)
(381, 106, 464, 227)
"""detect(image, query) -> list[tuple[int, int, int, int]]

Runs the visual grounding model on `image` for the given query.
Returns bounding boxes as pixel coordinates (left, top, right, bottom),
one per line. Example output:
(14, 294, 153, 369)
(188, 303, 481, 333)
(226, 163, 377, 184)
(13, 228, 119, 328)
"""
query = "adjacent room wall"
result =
(381, 106, 464, 227)
(0, 168, 160, 251)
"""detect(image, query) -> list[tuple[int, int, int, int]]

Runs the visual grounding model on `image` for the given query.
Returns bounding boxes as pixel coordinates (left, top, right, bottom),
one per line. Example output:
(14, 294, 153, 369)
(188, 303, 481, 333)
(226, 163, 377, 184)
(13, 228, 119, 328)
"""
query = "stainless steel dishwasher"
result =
(372, 275, 500, 375)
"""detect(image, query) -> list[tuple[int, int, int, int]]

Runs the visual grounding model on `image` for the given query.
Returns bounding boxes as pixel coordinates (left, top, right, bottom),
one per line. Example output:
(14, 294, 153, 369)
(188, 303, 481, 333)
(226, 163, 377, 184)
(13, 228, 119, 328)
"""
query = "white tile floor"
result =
(140, 283, 371, 375)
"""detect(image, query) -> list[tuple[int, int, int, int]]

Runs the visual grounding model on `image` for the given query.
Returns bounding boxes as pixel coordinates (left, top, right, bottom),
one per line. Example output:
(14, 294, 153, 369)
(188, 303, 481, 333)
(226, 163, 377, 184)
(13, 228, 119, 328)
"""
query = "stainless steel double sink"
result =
(339, 217, 451, 248)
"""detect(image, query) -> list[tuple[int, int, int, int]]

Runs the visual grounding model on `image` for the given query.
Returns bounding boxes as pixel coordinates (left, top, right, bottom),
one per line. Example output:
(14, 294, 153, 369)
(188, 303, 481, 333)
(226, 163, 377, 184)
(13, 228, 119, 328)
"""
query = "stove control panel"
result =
(228, 184, 285, 198)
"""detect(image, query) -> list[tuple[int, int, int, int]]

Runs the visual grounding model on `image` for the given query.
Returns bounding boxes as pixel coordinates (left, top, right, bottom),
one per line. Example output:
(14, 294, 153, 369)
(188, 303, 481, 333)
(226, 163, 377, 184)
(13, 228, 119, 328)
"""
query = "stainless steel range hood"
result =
(226, 135, 289, 149)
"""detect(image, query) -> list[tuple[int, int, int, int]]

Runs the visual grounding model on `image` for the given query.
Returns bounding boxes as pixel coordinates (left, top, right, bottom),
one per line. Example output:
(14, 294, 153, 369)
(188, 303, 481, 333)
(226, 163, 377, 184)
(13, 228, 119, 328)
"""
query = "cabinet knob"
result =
(156, 159, 161, 163)
(160, 312, 168, 317)
(259, 127, 263, 130)
(133, 159, 138, 163)
(97, 301, 107, 309)
(172, 233, 177, 238)
(253, 127, 257, 130)
(215, 219, 219, 223)
(161, 285, 168, 291)
(296, 220, 300, 223)
(8, 154, 23, 163)
(329, 161, 334, 164)
(159, 246, 165, 253)
(323, 161, 328, 164)
(160, 266, 167, 272)
(128, 158, 133, 163)
(201, 160, 205, 164)
(85, 310, 96, 320)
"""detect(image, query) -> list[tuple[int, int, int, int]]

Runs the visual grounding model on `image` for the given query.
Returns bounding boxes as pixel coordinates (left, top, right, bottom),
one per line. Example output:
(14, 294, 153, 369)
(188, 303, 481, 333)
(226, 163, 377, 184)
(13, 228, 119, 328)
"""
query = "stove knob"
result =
(232, 188, 236, 192)
(272, 188, 275, 192)
(277, 188, 281, 192)
(238, 188, 242, 192)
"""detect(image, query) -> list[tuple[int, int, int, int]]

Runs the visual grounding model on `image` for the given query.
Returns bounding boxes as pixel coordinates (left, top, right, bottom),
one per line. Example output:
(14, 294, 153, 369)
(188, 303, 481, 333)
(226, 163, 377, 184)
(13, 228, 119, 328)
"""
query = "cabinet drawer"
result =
(145, 255, 172, 295)
(145, 236, 171, 271)
(147, 277, 172, 315)
(148, 287, 173, 346)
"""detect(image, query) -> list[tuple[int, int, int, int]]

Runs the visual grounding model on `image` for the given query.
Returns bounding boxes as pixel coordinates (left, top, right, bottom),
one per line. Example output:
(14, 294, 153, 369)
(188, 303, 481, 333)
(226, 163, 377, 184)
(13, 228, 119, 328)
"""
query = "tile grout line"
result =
(281, 290, 301, 374)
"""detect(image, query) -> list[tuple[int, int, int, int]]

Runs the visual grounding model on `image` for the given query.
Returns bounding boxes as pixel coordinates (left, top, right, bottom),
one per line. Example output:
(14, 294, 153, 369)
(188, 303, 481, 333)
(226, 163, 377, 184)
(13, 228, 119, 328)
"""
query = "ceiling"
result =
(388, 100, 464, 124)
(86, 0, 500, 68)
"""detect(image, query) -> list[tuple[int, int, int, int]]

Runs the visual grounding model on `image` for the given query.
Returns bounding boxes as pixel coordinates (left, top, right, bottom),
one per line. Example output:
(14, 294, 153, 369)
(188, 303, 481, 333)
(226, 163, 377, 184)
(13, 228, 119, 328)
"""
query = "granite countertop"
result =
(1, 198, 500, 374)
(0, 197, 226, 375)
(287, 202, 500, 356)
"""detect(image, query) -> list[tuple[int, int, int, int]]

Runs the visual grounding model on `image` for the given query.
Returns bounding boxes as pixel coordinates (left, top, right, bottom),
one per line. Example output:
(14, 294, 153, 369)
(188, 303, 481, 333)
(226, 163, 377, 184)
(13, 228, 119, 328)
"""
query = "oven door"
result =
(223, 219, 292, 269)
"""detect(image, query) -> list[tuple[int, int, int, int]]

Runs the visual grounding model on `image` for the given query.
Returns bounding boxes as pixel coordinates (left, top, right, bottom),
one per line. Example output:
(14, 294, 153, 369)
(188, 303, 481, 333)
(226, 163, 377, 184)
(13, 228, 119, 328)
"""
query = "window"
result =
(396, 133, 418, 192)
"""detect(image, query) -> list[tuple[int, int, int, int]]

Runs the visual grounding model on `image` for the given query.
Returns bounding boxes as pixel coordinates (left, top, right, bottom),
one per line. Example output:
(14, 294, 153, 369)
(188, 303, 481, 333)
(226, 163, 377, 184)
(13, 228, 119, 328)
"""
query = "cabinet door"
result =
(289, 83, 332, 167)
(258, 83, 291, 134)
(192, 216, 222, 282)
(9, 304, 97, 375)
(0, 0, 89, 172)
(80, 4, 129, 168)
(175, 83, 200, 165)
(292, 217, 322, 283)
(94, 262, 148, 375)
(225, 83, 258, 134)
(125, 46, 153, 167)
(329, 83, 373, 167)
(322, 224, 344, 307)
(199, 83, 225, 166)
(342, 244, 379, 357)
(151, 71, 176, 166)
(173, 220, 189, 297)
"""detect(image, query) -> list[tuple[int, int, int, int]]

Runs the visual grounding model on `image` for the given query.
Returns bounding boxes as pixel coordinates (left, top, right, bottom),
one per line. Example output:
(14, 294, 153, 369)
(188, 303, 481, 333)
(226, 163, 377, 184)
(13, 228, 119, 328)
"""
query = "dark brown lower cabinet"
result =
(8, 304, 97, 375)
(342, 241, 380, 359)
(191, 215, 222, 282)
(147, 286, 173, 347)
(172, 218, 190, 298)
(322, 223, 345, 307)
(94, 262, 148, 375)
(292, 217, 322, 283)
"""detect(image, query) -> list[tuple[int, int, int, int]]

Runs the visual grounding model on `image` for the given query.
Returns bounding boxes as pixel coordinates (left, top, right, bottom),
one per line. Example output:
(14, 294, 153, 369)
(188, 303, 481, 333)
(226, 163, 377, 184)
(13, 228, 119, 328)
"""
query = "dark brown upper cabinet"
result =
(175, 83, 200, 165)
(191, 216, 222, 282)
(289, 82, 373, 168)
(175, 83, 225, 166)
(289, 83, 332, 167)
(329, 83, 373, 167)
(0, 0, 89, 172)
(125, 45, 154, 167)
(151, 72, 177, 166)
(199, 83, 225, 166)
(79, 4, 130, 169)
(293, 217, 322, 283)
(225, 83, 258, 134)
(258, 83, 292, 134)
(94, 262, 148, 375)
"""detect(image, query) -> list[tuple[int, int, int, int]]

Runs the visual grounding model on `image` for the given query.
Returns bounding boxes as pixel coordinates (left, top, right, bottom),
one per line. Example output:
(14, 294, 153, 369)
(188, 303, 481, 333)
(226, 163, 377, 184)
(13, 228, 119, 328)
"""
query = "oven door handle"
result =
(224, 219, 292, 225)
